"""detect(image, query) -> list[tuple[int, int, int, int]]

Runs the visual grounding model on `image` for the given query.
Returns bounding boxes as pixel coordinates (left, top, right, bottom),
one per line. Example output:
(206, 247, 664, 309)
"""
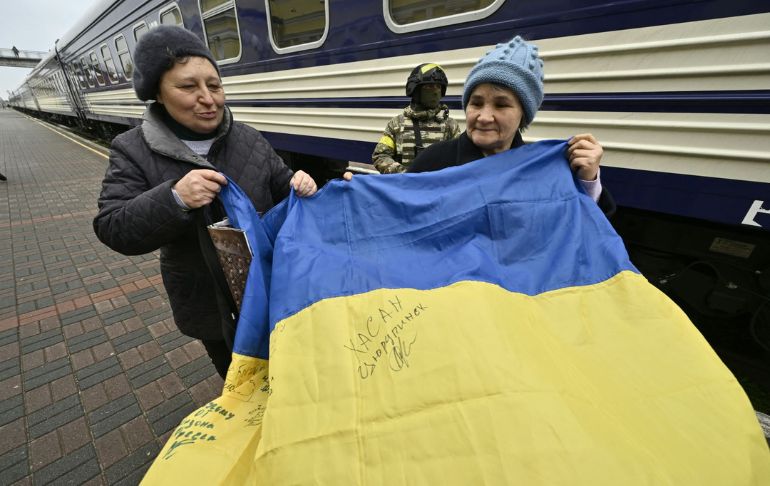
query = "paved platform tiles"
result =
(0, 109, 223, 485)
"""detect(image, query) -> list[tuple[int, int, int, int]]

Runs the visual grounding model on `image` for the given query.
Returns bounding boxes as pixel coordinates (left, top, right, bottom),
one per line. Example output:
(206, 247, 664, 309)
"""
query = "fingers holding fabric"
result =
(567, 133, 602, 181)
(174, 169, 227, 208)
(290, 170, 318, 197)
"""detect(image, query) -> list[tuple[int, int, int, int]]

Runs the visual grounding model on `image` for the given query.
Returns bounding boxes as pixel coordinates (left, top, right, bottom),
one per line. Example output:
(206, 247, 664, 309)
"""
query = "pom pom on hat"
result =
(462, 36, 544, 128)
(132, 25, 219, 101)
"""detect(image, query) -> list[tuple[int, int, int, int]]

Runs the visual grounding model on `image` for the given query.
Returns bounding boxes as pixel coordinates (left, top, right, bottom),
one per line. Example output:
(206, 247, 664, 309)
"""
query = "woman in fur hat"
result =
(93, 26, 317, 378)
(407, 36, 614, 215)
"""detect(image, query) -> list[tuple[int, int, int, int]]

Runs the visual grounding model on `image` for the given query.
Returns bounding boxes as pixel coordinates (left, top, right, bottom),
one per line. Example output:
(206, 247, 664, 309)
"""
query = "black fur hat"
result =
(132, 25, 219, 101)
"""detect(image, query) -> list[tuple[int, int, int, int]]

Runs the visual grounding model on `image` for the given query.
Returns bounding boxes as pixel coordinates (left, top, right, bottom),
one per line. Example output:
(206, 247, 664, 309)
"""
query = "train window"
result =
(100, 44, 120, 83)
(160, 4, 183, 25)
(199, 0, 241, 63)
(115, 35, 134, 79)
(265, 0, 328, 54)
(89, 51, 106, 86)
(384, 0, 504, 33)
(80, 57, 95, 88)
(71, 62, 87, 89)
(134, 22, 149, 41)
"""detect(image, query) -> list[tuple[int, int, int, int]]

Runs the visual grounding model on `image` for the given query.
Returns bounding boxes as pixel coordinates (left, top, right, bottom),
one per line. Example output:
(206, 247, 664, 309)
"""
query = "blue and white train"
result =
(9, 0, 770, 335)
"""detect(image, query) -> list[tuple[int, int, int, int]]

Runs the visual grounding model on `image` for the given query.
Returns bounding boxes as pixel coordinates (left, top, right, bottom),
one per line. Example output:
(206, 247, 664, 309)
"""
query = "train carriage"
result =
(9, 0, 770, 348)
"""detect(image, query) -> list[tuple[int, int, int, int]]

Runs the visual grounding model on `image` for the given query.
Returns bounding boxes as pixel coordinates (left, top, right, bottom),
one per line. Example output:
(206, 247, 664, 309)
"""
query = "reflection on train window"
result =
(134, 22, 149, 41)
(90, 51, 106, 86)
(266, 0, 328, 53)
(115, 35, 133, 79)
(80, 57, 95, 88)
(385, 0, 502, 33)
(100, 44, 120, 83)
(160, 5, 183, 25)
(199, 0, 241, 63)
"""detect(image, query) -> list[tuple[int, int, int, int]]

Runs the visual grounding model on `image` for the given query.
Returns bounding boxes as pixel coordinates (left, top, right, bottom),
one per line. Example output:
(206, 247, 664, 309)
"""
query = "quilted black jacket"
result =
(93, 104, 293, 339)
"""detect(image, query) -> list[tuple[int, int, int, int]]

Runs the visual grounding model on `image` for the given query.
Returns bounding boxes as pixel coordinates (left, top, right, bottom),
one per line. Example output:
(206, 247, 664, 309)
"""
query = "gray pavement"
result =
(0, 109, 222, 485)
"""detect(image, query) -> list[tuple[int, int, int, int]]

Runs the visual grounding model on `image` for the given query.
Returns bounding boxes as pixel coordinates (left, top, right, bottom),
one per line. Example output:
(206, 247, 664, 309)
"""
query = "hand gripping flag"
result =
(143, 140, 770, 485)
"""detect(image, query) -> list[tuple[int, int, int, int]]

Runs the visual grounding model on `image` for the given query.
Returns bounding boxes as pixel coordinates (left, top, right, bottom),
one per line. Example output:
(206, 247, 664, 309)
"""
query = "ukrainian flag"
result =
(143, 140, 770, 485)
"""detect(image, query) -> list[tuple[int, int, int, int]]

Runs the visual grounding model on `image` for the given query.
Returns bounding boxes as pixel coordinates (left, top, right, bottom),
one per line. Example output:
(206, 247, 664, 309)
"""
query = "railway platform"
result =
(0, 108, 222, 485)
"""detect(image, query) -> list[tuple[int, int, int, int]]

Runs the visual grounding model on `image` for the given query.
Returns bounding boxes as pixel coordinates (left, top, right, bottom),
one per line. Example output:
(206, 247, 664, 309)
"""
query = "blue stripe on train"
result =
(218, 0, 770, 76)
(602, 167, 770, 230)
(80, 90, 770, 114)
(225, 90, 770, 114)
(68, 0, 770, 91)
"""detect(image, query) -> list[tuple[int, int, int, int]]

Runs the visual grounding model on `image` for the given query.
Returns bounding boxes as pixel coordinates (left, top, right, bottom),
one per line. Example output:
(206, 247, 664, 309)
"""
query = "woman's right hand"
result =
(173, 169, 227, 209)
(567, 133, 602, 181)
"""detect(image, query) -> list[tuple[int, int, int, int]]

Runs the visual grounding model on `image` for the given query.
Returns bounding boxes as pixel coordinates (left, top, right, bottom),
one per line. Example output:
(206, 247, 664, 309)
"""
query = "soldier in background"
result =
(372, 63, 460, 173)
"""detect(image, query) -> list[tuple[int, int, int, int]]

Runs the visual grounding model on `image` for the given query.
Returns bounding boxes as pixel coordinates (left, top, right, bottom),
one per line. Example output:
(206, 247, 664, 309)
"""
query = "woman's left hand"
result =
(290, 170, 318, 197)
(567, 133, 602, 181)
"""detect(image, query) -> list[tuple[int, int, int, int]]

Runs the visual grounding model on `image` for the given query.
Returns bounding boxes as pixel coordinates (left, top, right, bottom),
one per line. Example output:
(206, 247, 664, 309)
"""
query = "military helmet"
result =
(405, 63, 448, 98)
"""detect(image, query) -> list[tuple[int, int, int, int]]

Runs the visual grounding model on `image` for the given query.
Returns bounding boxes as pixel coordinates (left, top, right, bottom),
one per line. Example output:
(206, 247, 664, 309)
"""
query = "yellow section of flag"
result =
(144, 272, 770, 484)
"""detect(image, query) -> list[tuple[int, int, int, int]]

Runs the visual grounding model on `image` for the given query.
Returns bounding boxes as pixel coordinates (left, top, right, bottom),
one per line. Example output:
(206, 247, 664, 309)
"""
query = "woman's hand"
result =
(567, 133, 602, 181)
(173, 169, 227, 208)
(290, 170, 318, 197)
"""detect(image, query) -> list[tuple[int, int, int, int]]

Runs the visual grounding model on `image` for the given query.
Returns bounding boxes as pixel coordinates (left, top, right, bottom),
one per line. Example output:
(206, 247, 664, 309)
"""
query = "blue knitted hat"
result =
(462, 36, 544, 128)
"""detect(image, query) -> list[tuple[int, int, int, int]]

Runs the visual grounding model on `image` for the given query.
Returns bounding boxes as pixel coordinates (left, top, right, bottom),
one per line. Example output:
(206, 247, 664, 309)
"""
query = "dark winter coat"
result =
(93, 104, 293, 339)
(408, 131, 616, 216)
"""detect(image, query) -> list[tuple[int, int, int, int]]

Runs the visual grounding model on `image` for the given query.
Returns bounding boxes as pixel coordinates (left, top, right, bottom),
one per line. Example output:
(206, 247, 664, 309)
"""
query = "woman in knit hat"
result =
(93, 25, 317, 378)
(408, 36, 614, 214)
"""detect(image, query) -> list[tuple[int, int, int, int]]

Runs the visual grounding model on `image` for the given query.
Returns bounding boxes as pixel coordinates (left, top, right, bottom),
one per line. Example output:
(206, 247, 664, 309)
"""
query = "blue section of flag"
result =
(270, 140, 635, 324)
(217, 178, 273, 358)
(221, 139, 637, 359)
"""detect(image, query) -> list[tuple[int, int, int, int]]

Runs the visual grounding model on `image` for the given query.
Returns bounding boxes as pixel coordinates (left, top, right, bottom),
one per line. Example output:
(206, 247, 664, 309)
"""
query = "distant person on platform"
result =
(93, 26, 317, 379)
(371, 63, 460, 173)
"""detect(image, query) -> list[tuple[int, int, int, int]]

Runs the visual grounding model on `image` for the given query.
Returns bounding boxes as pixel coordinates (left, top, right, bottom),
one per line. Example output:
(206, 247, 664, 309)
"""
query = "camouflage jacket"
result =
(372, 104, 461, 173)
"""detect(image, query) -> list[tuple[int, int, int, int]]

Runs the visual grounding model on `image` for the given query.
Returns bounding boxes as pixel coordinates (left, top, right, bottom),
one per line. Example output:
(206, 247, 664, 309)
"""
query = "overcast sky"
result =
(0, 0, 98, 98)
